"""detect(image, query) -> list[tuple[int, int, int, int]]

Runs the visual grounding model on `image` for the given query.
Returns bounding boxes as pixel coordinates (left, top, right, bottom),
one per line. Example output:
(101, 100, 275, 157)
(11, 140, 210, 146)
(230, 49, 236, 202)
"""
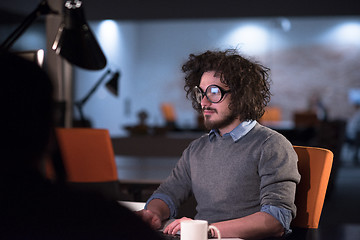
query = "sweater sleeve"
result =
(258, 132, 301, 218)
(145, 192, 178, 218)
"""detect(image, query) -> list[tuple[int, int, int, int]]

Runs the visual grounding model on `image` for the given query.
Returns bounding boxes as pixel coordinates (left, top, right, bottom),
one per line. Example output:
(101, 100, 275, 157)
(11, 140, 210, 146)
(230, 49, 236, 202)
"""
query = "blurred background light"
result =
(223, 24, 269, 55)
(325, 21, 360, 46)
(98, 20, 121, 57)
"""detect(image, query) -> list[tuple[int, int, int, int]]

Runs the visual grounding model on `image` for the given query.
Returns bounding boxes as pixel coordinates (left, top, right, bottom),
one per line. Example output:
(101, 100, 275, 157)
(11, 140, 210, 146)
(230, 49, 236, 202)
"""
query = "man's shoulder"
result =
(251, 123, 281, 138)
(192, 132, 211, 143)
(249, 123, 292, 146)
(183, 133, 211, 152)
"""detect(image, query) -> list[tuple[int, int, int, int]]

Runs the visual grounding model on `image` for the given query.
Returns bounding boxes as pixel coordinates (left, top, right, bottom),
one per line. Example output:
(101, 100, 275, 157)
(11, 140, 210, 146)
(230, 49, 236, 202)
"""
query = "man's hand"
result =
(163, 217, 192, 235)
(136, 209, 163, 230)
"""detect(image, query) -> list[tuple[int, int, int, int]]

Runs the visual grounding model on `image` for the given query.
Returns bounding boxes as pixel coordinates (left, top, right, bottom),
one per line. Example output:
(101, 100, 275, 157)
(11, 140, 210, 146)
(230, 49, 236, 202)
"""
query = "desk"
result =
(119, 201, 242, 240)
(116, 155, 179, 200)
(119, 200, 146, 211)
(112, 135, 199, 157)
(116, 155, 178, 184)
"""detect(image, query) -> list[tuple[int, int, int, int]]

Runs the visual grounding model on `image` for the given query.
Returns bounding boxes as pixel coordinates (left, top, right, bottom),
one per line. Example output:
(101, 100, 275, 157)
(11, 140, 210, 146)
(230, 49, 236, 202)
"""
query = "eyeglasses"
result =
(193, 85, 231, 104)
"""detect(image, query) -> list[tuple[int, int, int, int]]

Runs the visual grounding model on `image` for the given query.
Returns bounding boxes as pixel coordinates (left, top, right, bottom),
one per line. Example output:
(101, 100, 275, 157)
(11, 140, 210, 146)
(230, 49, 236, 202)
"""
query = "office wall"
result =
(1, 16, 360, 137)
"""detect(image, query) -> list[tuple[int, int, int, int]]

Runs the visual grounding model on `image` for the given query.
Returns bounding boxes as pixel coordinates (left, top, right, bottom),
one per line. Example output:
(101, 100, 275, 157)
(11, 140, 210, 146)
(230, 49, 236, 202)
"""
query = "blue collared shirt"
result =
(147, 120, 292, 234)
(209, 120, 257, 142)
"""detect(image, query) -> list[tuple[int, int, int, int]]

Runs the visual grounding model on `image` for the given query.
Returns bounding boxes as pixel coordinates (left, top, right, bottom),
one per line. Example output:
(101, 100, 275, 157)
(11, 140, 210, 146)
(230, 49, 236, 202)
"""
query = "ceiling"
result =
(0, 0, 359, 24)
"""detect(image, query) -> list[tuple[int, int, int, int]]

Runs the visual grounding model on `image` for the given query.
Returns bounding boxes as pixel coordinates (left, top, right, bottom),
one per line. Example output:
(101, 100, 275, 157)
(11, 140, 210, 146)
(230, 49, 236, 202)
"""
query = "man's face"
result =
(199, 71, 238, 134)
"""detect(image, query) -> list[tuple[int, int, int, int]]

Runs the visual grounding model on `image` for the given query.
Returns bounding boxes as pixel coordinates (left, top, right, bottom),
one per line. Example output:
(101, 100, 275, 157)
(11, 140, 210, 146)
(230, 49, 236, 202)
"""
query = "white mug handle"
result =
(209, 225, 221, 239)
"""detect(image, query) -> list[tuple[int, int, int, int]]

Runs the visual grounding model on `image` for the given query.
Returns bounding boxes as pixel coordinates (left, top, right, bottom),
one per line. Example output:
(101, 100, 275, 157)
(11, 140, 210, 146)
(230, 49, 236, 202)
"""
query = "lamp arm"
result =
(0, 0, 57, 50)
(74, 101, 86, 126)
(74, 69, 111, 125)
(76, 69, 111, 107)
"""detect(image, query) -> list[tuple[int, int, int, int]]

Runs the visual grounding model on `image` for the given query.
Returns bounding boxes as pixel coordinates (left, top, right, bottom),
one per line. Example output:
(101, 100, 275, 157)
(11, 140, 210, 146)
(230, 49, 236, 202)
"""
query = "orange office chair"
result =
(49, 128, 122, 200)
(161, 103, 177, 123)
(161, 103, 177, 130)
(291, 146, 333, 229)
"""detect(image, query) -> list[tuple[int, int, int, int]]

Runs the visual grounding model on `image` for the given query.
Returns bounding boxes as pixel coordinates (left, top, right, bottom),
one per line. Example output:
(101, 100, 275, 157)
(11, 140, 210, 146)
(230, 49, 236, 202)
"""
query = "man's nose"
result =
(201, 94, 211, 107)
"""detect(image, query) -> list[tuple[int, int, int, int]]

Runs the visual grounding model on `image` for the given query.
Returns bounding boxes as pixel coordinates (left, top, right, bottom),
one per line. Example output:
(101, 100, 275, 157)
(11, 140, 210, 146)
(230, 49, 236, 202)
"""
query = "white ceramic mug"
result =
(181, 220, 221, 240)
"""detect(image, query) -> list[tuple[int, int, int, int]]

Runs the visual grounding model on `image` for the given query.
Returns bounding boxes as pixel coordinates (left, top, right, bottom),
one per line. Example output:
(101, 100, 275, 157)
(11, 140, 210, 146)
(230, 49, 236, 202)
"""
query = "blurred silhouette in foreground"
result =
(0, 51, 162, 240)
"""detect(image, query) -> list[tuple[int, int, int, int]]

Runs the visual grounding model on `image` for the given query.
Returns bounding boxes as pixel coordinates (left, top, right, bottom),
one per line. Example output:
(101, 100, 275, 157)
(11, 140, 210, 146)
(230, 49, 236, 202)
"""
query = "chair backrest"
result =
(55, 128, 118, 183)
(161, 103, 176, 123)
(291, 146, 333, 229)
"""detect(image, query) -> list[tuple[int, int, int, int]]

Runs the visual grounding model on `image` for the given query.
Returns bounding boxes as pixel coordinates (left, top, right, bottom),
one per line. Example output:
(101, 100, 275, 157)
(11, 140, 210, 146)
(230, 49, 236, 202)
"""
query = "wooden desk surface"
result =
(112, 134, 200, 157)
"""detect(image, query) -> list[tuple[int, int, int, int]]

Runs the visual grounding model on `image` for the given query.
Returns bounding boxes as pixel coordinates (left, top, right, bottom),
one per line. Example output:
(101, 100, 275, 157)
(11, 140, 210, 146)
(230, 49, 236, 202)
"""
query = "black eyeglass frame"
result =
(193, 84, 231, 104)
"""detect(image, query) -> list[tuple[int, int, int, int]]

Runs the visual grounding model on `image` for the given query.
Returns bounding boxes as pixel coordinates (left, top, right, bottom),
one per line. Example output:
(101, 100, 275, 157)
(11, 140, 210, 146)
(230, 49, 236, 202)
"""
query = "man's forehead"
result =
(200, 71, 228, 88)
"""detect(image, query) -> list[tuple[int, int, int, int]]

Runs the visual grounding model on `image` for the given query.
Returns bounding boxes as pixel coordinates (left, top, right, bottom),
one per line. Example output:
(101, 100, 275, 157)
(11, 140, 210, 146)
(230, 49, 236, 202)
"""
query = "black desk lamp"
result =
(52, 0, 106, 70)
(75, 69, 120, 127)
(0, 0, 57, 50)
(0, 0, 106, 71)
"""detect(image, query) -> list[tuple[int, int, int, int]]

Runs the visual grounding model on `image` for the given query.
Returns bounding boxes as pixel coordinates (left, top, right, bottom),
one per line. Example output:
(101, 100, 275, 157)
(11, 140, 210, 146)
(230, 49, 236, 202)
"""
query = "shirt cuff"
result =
(145, 193, 177, 218)
(261, 205, 293, 235)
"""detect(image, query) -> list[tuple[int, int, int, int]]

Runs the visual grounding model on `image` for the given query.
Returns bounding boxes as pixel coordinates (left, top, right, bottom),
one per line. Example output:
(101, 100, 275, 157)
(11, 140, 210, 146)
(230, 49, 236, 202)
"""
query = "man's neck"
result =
(218, 118, 242, 136)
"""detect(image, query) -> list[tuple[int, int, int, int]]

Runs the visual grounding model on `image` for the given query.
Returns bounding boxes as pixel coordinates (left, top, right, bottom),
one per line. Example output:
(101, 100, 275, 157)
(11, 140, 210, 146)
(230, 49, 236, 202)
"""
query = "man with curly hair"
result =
(137, 49, 300, 239)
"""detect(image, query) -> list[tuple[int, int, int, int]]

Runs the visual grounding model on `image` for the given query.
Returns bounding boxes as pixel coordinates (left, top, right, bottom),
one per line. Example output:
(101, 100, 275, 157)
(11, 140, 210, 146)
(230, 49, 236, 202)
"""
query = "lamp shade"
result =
(52, 0, 106, 70)
(105, 71, 120, 96)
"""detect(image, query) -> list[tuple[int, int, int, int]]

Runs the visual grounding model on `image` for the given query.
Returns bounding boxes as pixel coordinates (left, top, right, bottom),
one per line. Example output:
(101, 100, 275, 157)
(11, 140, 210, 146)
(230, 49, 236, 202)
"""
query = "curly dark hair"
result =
(182, 49, 271, 121)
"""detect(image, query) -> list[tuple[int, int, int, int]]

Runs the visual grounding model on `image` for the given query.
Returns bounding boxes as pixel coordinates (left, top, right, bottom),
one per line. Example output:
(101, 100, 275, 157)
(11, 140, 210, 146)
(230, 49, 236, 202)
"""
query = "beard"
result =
(202, 108, 237, 131)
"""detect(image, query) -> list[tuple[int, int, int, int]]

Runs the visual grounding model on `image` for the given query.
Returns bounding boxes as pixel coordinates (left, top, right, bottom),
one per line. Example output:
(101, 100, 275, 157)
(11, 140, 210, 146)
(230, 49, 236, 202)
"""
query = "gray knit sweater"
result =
(153, 123, 300, 223)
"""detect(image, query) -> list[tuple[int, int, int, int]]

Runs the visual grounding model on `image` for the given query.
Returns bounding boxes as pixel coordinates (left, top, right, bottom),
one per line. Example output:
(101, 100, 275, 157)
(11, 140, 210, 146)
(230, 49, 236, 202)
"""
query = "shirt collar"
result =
(209, 120, 257, 142)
